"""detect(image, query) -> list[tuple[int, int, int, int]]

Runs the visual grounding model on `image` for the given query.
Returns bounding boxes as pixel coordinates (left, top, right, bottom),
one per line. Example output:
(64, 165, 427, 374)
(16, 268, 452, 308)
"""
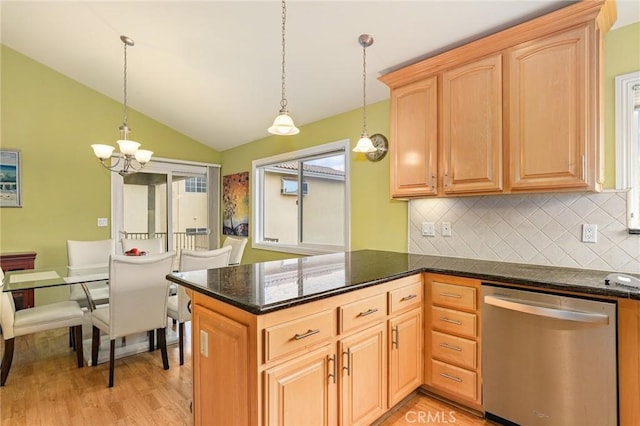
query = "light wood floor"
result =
(1, 324, 492, 426)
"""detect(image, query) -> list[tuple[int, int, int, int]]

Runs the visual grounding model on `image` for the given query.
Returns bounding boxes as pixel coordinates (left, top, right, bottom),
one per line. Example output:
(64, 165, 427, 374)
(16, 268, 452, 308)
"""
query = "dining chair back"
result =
(222, 236, 248, 265)
(167, 245, 232, 365)
(90, 252, 175, 387)
(0, 268, 85, 386)
(121, 237, 165, 255)
(67, 239, 114, 310)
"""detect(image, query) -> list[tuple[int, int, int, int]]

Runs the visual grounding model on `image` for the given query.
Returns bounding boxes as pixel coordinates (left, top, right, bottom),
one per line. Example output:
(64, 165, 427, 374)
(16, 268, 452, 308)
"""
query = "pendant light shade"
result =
(268, 111, 300, 135)
(91, 35, 153, 176)
(353, 34, 376, 153)
(353, 134, 376, 153)
(268, 0, 299, 136)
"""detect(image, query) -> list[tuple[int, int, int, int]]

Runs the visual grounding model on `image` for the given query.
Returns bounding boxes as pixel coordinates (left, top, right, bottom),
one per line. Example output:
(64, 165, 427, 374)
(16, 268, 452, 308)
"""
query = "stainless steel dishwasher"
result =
(482, 284, 617, 426)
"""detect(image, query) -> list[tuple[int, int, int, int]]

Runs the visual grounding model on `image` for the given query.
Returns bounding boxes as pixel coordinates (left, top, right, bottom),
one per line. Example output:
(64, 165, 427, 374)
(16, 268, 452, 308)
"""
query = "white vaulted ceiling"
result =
(2, 1, 638, 152)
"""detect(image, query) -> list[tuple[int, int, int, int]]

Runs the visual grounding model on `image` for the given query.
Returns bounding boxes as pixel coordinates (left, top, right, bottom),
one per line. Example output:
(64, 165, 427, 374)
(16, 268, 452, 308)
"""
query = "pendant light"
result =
(91, 35, 153, 176)
(268, 0, 299, 136)
(353, 34, 376, 153)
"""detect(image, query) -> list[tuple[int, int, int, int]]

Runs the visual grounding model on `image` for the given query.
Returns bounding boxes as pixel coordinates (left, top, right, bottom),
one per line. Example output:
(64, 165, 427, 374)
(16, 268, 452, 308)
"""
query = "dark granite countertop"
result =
(166, 249, 640, 315)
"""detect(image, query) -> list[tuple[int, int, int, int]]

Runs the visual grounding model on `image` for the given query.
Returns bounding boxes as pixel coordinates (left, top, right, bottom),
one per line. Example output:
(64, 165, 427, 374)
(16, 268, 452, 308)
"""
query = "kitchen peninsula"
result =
(167, 250, 640, 425)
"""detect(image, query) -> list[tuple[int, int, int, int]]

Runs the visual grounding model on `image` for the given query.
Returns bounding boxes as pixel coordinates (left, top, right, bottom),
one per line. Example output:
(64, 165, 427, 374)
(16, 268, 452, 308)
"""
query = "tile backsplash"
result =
(409, 190, 640, 274)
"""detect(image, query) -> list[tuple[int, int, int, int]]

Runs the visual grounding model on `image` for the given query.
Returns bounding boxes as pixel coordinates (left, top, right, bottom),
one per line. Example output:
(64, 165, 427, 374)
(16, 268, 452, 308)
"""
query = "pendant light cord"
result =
(280, 0, 288, 112)
(362, 41, 368, 134)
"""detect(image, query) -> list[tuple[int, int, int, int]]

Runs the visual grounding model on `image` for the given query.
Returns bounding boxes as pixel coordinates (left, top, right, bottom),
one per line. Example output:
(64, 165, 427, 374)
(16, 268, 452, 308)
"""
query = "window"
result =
(185, 176, 207, 193)
(281, 178, 309, 195)
(253, 139, 350, 255)
(615, 71, 640, 231)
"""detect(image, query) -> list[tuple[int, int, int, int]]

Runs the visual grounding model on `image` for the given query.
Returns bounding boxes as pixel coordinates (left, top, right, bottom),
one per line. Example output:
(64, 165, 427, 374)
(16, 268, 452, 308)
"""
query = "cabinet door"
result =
(193, 304, 249, 425)
(390, 77, 438, 198)
(508, 24, 592, 190)
(441, 54, 503, 194)
(388, 308, 423, 406)
(265, 345, 337, 426)
(340, 323, 387, 426)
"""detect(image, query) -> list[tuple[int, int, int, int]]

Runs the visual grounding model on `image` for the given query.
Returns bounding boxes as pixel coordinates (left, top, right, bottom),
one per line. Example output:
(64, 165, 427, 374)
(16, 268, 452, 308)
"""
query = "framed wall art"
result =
(0, 149, 22, 208)
(222, 171, 249, 236)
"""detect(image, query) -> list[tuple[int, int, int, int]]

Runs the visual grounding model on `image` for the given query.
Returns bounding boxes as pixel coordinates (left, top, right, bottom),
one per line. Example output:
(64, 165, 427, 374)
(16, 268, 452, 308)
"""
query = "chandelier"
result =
(91, 35, 153, 176)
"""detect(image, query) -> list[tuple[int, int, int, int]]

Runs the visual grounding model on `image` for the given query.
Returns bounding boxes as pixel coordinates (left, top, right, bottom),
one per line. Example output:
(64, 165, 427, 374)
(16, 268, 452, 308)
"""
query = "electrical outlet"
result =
(422, 222, 435, 236)
(97, 217, 108, 227)
(582, 224, 598, 243)
(442, 222, 452, 237)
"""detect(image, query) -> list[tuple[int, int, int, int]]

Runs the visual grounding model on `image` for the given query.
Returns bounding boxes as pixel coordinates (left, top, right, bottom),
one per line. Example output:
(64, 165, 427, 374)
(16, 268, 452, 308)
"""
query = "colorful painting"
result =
(223, 171, 249, 236)
(0, 150, 21, 208)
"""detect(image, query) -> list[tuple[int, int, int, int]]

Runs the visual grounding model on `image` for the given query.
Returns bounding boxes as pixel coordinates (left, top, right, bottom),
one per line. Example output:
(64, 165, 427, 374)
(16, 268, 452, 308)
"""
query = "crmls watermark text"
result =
(404, 410, 457, 424)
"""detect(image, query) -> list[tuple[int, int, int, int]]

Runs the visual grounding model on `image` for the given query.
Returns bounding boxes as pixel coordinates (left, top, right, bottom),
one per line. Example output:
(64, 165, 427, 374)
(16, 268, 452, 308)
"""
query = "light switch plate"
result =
(97, 217, 108, 227)
(422, 222, 435, 236)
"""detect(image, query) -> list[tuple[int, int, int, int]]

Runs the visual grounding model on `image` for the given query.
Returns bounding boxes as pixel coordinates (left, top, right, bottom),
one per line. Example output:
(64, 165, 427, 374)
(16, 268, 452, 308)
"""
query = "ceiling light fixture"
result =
(91, 35, 153, 176)
(352, 34, 377, 153)
(268, 0, 299, 136)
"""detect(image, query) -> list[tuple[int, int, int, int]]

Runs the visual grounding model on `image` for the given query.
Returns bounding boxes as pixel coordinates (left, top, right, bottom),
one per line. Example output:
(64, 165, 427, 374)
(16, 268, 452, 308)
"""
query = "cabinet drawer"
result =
(430, 359, 477, 401)
(264, 310, 335, 362)
(339, 293, 387, 334)
(389, 281, 423, 314)
(431, 282, 476, 311)
(431, 306, 477, 338)
(431, 331, 476, 370)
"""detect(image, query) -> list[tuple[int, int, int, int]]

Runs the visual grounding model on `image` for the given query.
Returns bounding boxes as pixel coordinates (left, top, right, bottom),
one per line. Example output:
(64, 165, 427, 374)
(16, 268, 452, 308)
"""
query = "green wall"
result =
(0, 45, 220, 272)
(220, 99, 407, 264)
(604, 21, 640, 186)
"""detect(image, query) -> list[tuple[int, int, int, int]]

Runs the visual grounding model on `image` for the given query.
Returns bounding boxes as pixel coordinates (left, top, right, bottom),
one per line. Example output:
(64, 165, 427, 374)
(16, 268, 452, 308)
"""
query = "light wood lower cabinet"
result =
(192, 303, 251, 425)
(190, 274, 423, 425)
(264, 345, 337, 426)
(388, 308, 423, 407)
(340, 323, 387, 426)
(423, 273, 482, 411)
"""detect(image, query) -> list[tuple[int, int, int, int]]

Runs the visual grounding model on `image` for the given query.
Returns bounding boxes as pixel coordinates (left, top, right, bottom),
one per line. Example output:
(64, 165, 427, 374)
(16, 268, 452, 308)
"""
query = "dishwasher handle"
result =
(484, 295, 609, 324)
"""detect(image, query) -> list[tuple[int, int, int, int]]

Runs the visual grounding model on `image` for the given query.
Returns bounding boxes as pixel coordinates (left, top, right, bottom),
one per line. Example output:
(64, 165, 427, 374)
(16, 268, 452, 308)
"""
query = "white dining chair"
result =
(0, 268, 85, 386)
(169, 246, 232, 365)
(121, 237, 165, 255)
(90, 252, 175, 387)
(222, 236, 247, 265)
(67, 239, 114, 310)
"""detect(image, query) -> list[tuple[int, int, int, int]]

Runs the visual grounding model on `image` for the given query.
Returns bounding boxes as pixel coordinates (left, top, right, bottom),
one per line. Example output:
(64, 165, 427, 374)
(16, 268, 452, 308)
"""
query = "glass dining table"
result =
(3, 265, 109, 295)
(2, 265, 178, 365)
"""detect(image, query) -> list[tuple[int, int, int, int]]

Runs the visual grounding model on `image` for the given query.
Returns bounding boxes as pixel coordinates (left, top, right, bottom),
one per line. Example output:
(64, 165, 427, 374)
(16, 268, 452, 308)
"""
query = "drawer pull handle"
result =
(439, 343, 462, 352)
(294, 329, 320, 340)
(328, 354, 336, 384)
(358, 308, 379, 317)
(440, 372, 463, 383)
(439, 317, 462, 325)
(440, 292, 462, 299)
(401, 294, 417, 302)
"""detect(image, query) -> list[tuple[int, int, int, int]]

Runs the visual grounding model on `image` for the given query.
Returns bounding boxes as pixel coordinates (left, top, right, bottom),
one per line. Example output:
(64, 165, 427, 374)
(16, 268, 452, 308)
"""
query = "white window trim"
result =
(615, 71, 640, 230)
(252, 139, 351, 256)
(111, 156, 221, 253)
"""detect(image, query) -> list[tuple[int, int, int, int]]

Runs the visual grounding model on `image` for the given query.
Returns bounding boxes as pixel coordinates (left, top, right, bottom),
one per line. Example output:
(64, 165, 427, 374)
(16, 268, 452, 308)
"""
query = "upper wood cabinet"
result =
(441, 54, 503, 195)
(507, 24, 594, 191)
(380, 0, 614, 199)
(390, 77, 438, 197)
